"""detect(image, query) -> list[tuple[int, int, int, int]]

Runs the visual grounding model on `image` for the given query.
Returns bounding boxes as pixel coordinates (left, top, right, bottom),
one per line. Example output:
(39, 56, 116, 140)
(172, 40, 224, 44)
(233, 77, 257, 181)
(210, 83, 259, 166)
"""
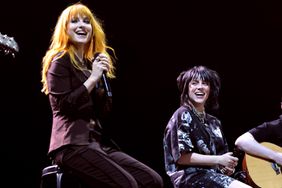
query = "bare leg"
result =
(228, 180, 252, 188)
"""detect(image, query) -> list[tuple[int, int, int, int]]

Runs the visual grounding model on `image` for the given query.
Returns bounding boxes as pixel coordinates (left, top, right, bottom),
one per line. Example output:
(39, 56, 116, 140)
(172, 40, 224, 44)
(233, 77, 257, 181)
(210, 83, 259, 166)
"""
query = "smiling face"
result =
(67, 14, 92, 46)
(188, 78, 210, 111)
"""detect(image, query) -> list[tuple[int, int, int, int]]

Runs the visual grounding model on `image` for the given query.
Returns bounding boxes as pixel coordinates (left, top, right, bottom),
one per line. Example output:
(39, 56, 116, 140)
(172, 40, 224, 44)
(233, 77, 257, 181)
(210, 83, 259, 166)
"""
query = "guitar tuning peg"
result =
(0, 32, 19, 56)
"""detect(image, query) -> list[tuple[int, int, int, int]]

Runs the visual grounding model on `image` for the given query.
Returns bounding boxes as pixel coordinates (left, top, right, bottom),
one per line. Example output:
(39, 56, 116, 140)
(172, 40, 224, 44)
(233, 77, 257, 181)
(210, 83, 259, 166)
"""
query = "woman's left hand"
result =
(219, 166, 235, 176)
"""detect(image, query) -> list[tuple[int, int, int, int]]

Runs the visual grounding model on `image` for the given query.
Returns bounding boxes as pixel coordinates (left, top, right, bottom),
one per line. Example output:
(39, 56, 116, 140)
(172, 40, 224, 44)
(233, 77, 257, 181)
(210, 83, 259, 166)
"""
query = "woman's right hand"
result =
(219, 152, 238, 169)
(90, 53, 110, 80)
(84, 53, 110, 93)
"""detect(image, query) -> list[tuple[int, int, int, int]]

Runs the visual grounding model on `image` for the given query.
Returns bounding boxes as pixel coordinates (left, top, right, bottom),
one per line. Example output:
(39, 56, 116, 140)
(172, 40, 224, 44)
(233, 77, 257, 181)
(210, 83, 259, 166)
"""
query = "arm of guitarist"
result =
(235, 132, 282, 166)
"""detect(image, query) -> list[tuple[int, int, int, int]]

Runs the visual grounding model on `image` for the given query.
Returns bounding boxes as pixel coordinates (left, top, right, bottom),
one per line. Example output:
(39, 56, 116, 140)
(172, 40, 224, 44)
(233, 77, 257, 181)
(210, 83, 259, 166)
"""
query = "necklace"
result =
(192, 107, 206, 124)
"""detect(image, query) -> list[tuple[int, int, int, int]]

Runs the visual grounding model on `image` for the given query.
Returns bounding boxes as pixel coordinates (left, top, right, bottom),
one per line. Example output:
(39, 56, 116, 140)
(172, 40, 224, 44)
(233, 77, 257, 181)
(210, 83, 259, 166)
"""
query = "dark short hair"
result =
(177, 65, 221, 110)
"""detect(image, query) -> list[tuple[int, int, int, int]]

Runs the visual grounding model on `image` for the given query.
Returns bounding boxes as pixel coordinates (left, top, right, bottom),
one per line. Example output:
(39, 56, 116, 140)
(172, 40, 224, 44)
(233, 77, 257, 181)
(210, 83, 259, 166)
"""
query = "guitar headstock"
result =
(0, 32, 19, 58)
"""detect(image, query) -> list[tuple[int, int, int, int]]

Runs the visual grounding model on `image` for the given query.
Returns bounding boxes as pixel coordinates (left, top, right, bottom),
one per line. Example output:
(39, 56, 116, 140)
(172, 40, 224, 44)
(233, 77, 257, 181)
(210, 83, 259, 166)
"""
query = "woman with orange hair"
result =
(41, 2, 163, 188)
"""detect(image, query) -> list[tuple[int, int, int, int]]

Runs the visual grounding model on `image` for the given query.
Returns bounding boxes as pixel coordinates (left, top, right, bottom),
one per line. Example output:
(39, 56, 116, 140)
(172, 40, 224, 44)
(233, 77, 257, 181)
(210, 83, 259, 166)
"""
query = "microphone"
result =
(94, 53, 112, 97)
(102, 72, 112, 97)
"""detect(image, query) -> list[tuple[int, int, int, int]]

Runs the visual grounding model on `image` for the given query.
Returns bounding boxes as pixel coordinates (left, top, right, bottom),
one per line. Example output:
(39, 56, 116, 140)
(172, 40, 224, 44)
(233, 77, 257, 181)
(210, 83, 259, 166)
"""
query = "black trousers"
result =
(54, 142, 163, 188)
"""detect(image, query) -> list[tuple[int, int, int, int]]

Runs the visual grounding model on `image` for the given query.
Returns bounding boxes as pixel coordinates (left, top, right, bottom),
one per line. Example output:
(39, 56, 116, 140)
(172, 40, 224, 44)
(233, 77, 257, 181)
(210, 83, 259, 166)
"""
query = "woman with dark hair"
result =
(163, 65, 252, 188)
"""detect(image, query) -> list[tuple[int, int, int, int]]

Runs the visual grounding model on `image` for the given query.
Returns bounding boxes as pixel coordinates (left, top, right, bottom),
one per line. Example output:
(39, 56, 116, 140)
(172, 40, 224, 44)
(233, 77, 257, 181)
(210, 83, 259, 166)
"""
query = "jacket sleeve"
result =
(47, 58, 92, 117)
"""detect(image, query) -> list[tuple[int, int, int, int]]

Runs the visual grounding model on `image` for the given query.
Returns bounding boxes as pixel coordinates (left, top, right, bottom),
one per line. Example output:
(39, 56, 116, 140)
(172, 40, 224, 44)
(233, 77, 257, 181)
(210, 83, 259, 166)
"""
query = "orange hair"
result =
(41, 2, 115, 94)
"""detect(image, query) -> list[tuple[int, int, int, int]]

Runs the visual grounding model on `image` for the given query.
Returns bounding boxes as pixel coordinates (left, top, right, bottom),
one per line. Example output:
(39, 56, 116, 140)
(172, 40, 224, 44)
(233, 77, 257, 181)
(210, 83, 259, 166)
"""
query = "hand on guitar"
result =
(273, 151, 282, 166)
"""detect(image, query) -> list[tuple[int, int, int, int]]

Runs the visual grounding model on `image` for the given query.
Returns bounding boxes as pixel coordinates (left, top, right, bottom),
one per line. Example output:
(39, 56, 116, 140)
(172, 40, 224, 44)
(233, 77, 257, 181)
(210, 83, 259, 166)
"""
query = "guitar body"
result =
(242, 142, 282, 188)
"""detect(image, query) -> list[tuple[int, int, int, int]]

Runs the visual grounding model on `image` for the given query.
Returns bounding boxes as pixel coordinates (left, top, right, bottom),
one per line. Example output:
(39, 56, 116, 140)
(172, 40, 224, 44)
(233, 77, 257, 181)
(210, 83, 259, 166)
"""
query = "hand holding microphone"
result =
(93, 53, 112, 97)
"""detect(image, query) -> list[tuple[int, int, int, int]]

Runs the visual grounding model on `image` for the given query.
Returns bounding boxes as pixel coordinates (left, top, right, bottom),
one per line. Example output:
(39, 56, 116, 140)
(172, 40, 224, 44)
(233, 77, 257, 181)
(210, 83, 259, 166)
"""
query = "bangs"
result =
(190, 68, 211, 82)
(68, 4, 92, 20)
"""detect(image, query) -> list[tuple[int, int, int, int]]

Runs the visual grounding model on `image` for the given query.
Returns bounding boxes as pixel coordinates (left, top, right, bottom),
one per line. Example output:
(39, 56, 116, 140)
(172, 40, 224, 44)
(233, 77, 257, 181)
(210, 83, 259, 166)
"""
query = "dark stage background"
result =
(0, 0, 281, 187)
